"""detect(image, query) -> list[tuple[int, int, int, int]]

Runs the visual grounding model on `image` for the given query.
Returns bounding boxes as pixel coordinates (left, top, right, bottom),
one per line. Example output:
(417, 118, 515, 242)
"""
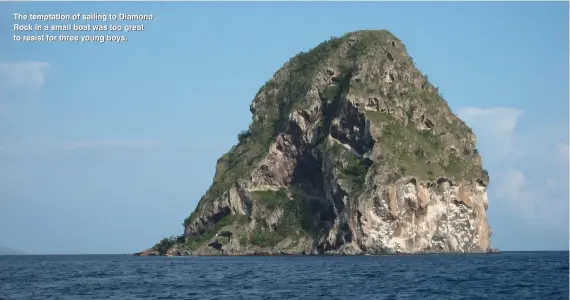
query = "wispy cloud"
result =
(0, 139, 161, 155)
(0, 61, 50, 122)
(556, 143, 569, 164)
(56, 139, 161, 150)
(495, 169, 536, 219)
(0, 62, 50, 91)
(457, 107, 523, 161)
(496, 168, 568, 229)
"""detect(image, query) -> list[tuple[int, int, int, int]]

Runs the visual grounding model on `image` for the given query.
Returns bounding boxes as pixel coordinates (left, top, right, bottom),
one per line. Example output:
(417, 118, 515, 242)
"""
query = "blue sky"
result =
(0, 2, 568, 254)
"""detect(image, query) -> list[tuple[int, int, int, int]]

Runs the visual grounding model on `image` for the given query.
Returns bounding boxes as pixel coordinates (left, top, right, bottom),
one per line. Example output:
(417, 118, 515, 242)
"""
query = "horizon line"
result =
(1, 0, 568, 2)
(3, 250, 569, 256)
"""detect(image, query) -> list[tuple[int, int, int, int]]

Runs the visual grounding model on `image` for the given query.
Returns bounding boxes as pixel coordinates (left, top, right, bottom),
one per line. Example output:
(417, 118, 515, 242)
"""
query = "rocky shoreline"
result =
(133, 248, 502, 257)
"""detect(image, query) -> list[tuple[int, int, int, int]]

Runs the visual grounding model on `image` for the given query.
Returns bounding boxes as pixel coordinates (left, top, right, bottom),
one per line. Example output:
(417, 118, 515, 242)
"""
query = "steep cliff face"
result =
(141, 30, 493, 256)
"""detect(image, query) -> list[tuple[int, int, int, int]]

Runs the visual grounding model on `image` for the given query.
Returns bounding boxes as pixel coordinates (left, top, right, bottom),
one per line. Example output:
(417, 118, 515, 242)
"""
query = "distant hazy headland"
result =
(0, 246, 27, 255)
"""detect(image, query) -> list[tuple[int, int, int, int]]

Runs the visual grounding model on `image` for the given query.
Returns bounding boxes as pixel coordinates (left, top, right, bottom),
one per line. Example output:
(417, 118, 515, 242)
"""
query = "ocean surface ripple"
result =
(0, 251, 568, 299)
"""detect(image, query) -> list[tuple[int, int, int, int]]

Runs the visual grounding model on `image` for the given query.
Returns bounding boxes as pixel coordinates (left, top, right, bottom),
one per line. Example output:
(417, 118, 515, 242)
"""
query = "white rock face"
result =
(356, 179, 490, 254)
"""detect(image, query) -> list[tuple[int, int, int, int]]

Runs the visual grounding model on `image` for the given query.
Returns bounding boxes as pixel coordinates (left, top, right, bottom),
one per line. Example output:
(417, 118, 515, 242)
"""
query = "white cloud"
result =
(0, 62, 50, 91)
(456, 107, 523, 161)
(545, 177, 558, 188)
(494, 168, 567, 229)
(495, 169, 537, 220)
(0, 61, 50, 122)
(457, 107, 523, 134)
(458, 106, 568, 229)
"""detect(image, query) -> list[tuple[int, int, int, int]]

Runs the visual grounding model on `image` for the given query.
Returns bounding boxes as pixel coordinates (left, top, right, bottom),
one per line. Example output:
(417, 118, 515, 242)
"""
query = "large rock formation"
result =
(138, 30, 493, 256)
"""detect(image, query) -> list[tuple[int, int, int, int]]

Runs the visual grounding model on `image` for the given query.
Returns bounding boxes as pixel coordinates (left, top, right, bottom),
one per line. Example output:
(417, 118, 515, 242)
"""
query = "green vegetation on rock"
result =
(251, 189, 289, 210)
(185, 214, 248, 250)
(244, 188, 319, 248)
(152, 236, 180, 255)
(323, 138, 371, 194)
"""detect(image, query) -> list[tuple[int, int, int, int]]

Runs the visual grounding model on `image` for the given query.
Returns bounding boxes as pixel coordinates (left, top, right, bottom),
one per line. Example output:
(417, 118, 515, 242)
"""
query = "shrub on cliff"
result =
(152, 236, 177, 254)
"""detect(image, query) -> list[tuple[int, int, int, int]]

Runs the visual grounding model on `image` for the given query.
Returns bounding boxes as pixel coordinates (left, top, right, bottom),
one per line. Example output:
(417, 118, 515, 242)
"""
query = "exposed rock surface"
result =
(138, 30, 494, 256)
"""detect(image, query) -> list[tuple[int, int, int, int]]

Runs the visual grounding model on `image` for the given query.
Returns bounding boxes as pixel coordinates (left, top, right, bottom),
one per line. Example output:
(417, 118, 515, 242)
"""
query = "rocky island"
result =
(136, 30, 495, 256)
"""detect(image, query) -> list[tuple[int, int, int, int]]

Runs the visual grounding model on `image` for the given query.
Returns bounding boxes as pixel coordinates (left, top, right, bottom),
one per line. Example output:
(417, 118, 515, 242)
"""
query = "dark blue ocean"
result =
(0, 251, 568, 300)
